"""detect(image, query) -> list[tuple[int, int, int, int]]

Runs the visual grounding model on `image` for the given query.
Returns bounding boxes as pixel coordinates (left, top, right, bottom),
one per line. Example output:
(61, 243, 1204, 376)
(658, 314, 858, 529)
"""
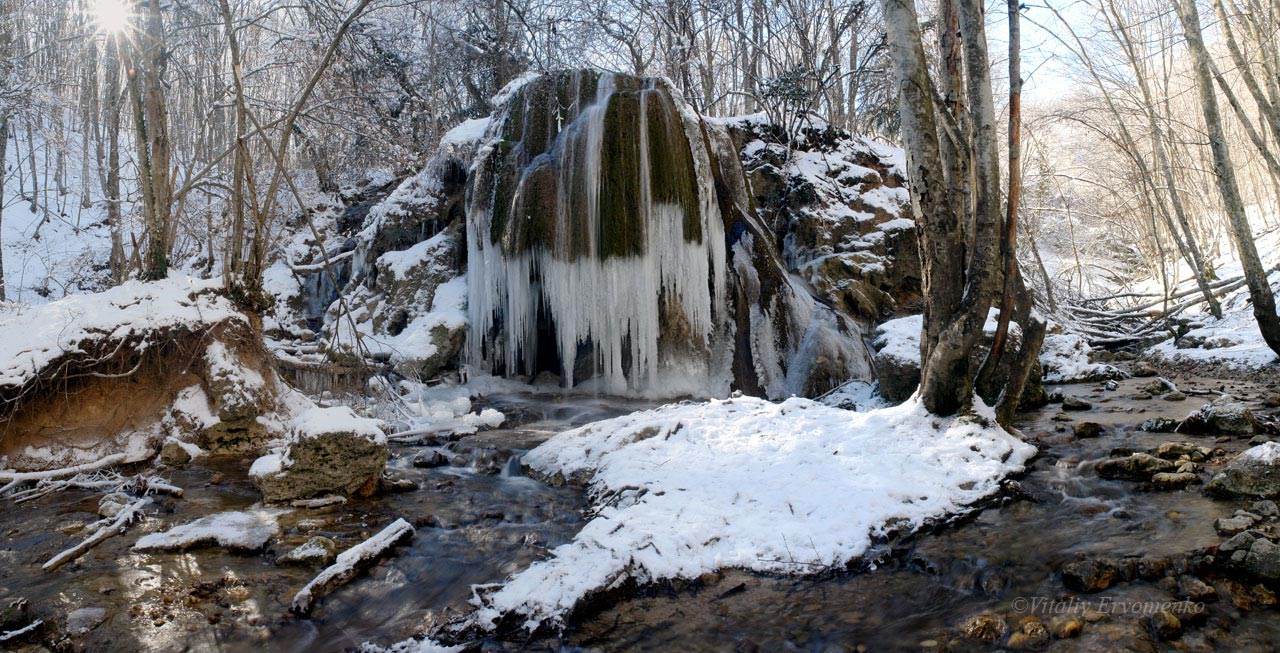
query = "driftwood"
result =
(42, 498, 151, 572)
(0, 619, 43, 643)
(290, 518, 415, 614)
(9, 472, 182, 505)
(0, 454, 130, 496)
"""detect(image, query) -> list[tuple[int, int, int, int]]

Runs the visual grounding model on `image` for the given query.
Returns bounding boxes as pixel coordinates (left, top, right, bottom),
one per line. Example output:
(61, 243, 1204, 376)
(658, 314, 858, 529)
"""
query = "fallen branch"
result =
(291, 518, 415, 615)
(42, 497, 151, 572)
(0, 454, 130, 496)
(0, 619, 43, 643)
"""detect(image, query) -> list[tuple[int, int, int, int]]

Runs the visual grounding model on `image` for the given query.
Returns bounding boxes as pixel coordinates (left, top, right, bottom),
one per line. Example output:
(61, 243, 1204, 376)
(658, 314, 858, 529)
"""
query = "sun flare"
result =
(91, 0, 132, 33)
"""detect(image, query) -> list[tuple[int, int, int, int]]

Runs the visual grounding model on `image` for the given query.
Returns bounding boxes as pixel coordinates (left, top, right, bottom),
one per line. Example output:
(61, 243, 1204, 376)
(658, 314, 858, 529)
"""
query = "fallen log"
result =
(290, 518, 415, 615)
(42, 497, 151, 572)
(0, 454, 130, 496)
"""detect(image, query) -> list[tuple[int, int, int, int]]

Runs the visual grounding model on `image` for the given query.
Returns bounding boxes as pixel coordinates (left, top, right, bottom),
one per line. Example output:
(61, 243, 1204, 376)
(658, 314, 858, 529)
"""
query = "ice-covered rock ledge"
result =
(458, 395, 1036, 633)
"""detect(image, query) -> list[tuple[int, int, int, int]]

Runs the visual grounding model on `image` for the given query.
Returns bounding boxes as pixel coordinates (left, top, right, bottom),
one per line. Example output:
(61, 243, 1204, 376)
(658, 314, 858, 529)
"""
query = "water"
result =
(4, 374, 1280, 652)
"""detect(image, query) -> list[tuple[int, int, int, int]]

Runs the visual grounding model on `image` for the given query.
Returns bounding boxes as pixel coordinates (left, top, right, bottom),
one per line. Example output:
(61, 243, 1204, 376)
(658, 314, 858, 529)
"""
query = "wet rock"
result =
(1061, 558, 1120, 592)
(65, 607, 107, 635)
(1163, 391, 1187, 402)
(1179, 396, 1260, 435)
(1132, 361, 1159, 377)
(1052, 413, 1072, 422)
(0, 597, 30, 631)
(1096, 453, 1177, 481)
(1073, 422, 1104, 438)
(1139, 379, 1174, 396)
(412, 451, 449, 468)
(1176, 575, 1217, 602)
(1151, 472, 1200, 490)
(380, 473, 419, 493)
(1215, 515, 1257, 535)
(1139, 417, 1180, 433)
(1252, 500, 1279, 518)
(277, 536, 336, 566)
(1104, 380, 1118, 391)
(159, 439, 193, 466)
(1007, 618, 1051, 650)
(251, 406, 388, 503)
(1251, 435, 1275, 445)
(98, 492, 133, 518)
(1145, 610, 1181, 640)
(1131, 391, 1153, 400)
(1264, 394, 1280, 408)
(1154, 442, 1211, 461)
(1052, 617, 1083, 639)
(1205, 442, 1280, 498)
(961, 613, 1006, 642)
(1063, 396, 1092, 411)
(1244, 538, 1280, 579)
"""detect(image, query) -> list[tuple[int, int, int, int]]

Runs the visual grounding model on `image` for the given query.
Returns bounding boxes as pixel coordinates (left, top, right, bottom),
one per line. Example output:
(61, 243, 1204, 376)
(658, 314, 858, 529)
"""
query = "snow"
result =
(0, 276, 243, 389)
(1039, 333, 1124, 383)
(385, 387, 505, 441)
(440, 118, 491, 147)
(1238, 442, 1280, 464)
(291, 518, 415, 611)
(873, 314, 922, 364)
(467, 395, 1035, 631)
(133, 509, 283, 551)
(169, 385, 219, 430)
(249, 453, 284, 477)
(291, 405, 386, 444)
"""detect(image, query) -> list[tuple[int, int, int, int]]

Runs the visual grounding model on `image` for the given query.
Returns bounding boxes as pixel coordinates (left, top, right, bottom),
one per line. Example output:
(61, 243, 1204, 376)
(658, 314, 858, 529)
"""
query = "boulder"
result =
(1096, 453, 1177, 481)
(1131, 361, 1159, 377)
(1179, 396, 1260, 435)
(1073, 422, 1104, 438)
(1062, 395, 1092, 411)
(1243, 538, 1280, 579)
(277, 536, 337, 566)
(1205, 442, 1280, 498)
(251, 406, 388, 503)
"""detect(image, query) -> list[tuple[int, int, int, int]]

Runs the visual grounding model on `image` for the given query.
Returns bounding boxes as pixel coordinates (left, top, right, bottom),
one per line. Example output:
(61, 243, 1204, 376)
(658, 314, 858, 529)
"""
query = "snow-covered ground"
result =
(446, 395, 1035, 633)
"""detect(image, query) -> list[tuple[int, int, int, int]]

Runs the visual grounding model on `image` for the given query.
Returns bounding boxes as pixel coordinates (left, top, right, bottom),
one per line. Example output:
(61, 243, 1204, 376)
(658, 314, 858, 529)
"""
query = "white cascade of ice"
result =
(466, 74, 729, 396)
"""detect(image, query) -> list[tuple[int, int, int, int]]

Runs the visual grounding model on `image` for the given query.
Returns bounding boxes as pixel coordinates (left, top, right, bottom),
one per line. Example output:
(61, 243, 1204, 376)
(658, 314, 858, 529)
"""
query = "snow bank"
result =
(1238, 442, 1280, 464)
(1039, 333, 1125, 383)
(133, 509, 283, 551)
(0, 276, 242, 389)
(468, 395, 1035, 631)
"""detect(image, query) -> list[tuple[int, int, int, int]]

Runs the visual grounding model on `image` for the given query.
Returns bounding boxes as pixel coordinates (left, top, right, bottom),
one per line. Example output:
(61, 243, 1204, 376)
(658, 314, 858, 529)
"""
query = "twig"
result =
(42, 497, 151, 572)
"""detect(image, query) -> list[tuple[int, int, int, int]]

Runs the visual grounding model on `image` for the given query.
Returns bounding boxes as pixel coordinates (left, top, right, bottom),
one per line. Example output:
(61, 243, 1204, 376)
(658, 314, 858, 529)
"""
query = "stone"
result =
(1139, 379, 1174, 395)
(1264, 394, 1280, 408)
(1215, 514, 1257, 535)
(1252, 500, 1279, 517)
(1163, 391, 1187, 402)
(1154, 442, 1210, 461)
(1073, 422, 1104, 438)
(412, 451, 449, 468)
(1176, 576, 1217, 602)
(251, 406, 388, 503)
(98, 492, 133, 518)
(1145, 610, 1181, 640)
(1139, 418, 1180, 433)
(1052, 413, 1072, 422)
(1061, 558, 1120, 592)
(159, 439, 192, 466)
(1151, 472, 1199, 490)
(1179, 397, 1260, 435)
(1007, 619, 1051, 650)
(961, 613, 1006, 642)
(380, 473, 420, 493)
(65, 607, 107, 635)
(1132, 361, 1159, 377)
(1205, 443, 1280, 498)
(1243, 538, 1280, 579)
(0, 597, 30, 631)
(1095, 453, 1177, 481)
(277, 536, 337, 566)
(1052, 618, 1083, 639)
(1062, 396, 1092, 411)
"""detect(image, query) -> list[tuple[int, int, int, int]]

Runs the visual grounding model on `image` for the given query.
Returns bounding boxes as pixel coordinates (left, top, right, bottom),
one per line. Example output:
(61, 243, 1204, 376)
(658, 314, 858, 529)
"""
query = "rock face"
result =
(464, 71, 872, 398)
(250, 406, 388, 503)
(1205, 443, 1280, 498)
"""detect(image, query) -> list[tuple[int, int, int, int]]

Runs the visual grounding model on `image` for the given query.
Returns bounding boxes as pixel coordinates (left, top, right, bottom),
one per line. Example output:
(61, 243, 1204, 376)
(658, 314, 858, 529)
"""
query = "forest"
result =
(2, 0, 1280, 650)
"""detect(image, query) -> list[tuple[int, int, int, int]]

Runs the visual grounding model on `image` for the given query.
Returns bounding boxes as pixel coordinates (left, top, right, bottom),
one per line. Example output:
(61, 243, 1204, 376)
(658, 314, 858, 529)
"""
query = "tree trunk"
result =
(1176, 0, 1280, 354)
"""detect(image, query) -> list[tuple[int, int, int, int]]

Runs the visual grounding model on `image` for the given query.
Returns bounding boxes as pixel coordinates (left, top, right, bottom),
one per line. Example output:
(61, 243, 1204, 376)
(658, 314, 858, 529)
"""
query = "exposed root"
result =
(0, 454, 129, 497)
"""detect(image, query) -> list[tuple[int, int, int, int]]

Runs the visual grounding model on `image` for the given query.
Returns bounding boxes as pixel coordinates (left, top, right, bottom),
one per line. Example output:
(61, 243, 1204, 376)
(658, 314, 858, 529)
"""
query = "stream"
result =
(3, 369, 1280, 652)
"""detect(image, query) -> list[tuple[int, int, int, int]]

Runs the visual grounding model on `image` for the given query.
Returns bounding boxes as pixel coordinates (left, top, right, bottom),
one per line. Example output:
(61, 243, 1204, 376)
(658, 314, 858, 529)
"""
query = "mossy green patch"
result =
(645, 91, 702, 242)
(599, 91, 645, 259)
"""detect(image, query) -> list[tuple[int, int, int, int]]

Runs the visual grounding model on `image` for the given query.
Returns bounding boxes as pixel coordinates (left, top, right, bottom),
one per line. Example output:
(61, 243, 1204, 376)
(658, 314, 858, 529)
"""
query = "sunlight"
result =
(91, 0, 132, 33)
